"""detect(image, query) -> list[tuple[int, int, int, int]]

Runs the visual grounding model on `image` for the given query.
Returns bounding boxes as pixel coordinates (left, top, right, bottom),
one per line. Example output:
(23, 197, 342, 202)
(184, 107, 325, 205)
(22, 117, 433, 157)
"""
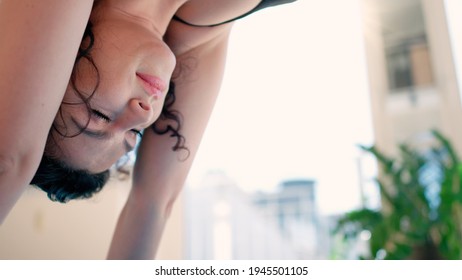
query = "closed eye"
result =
(92, 109, 111, 122)
(92, 109, 143, 143)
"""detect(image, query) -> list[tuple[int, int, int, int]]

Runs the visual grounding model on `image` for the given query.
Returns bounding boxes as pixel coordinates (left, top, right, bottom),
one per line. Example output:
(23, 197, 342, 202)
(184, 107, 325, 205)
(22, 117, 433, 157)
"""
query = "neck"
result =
(92, 0, 187, 35)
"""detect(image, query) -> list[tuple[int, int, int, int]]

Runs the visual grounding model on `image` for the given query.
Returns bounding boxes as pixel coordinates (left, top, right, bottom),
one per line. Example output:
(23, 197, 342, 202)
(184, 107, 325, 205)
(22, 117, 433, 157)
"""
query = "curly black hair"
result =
(30, 156, 110, 203)
(30, 13, 186, 203)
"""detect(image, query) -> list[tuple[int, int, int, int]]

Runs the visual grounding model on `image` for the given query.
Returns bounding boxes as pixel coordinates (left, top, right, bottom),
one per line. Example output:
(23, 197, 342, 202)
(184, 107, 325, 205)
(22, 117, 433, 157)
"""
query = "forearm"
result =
(0, 0, 94, 222)
(107, 190, 167, 259)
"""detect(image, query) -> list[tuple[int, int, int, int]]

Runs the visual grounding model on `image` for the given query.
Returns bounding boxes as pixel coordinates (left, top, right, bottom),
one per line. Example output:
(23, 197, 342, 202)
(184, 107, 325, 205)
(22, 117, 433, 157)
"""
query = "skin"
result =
(52, 5, 177, 172)
(0, 0, 94, 223)
(0, 0, 265, 259)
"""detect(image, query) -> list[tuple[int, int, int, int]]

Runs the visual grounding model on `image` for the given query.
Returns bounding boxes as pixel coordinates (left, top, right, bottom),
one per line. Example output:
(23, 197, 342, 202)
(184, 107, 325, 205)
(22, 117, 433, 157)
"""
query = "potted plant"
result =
(335, 130, 462, 259)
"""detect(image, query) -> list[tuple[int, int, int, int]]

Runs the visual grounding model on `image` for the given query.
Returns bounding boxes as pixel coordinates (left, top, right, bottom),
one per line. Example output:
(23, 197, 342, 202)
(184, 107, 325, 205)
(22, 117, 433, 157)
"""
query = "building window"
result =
(386, 39, 434, 91)
(376, 0, 435, 92)
(387, 45, 413, 89)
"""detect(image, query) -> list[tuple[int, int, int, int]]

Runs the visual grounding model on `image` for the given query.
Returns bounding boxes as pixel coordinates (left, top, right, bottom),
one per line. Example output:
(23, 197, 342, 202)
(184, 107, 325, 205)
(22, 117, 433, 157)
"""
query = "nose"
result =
(120, 98, 154, 129)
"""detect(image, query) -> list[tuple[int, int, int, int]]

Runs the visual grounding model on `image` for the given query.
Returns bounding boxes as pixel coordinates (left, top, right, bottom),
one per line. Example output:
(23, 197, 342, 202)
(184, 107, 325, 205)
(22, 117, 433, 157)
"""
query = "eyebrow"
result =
(70, 117, 135, 154)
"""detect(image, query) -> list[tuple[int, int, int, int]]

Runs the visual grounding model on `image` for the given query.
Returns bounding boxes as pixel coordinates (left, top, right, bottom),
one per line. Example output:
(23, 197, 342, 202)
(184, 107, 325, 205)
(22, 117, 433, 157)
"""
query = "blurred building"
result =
(185, 172, 335, 259)
(185, 171, 299, 259)
(252, 179, 328, 259)
(360, 0, 462, 154)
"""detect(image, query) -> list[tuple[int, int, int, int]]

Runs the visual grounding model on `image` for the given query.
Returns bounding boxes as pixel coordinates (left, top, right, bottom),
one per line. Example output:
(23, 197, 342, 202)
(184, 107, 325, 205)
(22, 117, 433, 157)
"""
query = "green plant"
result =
(335, 130, 462, 259)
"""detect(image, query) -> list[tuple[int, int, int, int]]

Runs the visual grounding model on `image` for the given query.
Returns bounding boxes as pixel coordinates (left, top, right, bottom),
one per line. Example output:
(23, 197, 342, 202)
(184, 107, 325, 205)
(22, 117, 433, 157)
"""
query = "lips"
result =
(136, 73, 167, 98)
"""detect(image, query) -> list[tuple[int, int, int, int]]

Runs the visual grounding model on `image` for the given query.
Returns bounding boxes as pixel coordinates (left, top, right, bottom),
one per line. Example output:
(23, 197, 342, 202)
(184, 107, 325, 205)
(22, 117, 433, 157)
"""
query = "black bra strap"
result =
(173, 0, 297, 28)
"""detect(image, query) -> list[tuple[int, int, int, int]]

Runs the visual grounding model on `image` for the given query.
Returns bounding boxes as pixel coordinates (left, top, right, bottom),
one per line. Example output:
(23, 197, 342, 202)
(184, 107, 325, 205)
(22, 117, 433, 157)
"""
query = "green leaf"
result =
(339, 130, 462, 260)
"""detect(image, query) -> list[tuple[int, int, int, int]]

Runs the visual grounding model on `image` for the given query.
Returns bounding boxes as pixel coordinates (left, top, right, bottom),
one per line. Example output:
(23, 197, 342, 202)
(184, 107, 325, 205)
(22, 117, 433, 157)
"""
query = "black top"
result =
(173, 0, 298, 27)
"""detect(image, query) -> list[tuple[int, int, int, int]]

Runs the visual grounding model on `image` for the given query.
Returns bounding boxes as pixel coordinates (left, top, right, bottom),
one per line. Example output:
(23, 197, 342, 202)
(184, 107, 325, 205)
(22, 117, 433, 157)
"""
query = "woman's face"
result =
(52, 8, 176, 173)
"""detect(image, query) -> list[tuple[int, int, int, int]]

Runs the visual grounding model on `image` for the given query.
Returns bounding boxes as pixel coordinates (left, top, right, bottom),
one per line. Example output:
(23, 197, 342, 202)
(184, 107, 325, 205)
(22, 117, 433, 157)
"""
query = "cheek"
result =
(154, 106, 163, 121)
(55, 134, 125, 172)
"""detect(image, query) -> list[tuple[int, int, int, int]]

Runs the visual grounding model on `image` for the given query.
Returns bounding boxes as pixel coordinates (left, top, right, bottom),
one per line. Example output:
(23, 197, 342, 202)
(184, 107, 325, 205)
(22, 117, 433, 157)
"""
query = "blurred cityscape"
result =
(184, 171, 370, 260)
(186, 173, 326, 259)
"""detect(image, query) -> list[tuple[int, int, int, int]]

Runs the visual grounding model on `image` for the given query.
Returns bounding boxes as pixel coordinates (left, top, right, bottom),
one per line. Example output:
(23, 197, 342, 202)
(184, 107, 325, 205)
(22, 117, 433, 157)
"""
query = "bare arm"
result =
(0, 0, 93, 222)
(107, 24, 232, 259)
